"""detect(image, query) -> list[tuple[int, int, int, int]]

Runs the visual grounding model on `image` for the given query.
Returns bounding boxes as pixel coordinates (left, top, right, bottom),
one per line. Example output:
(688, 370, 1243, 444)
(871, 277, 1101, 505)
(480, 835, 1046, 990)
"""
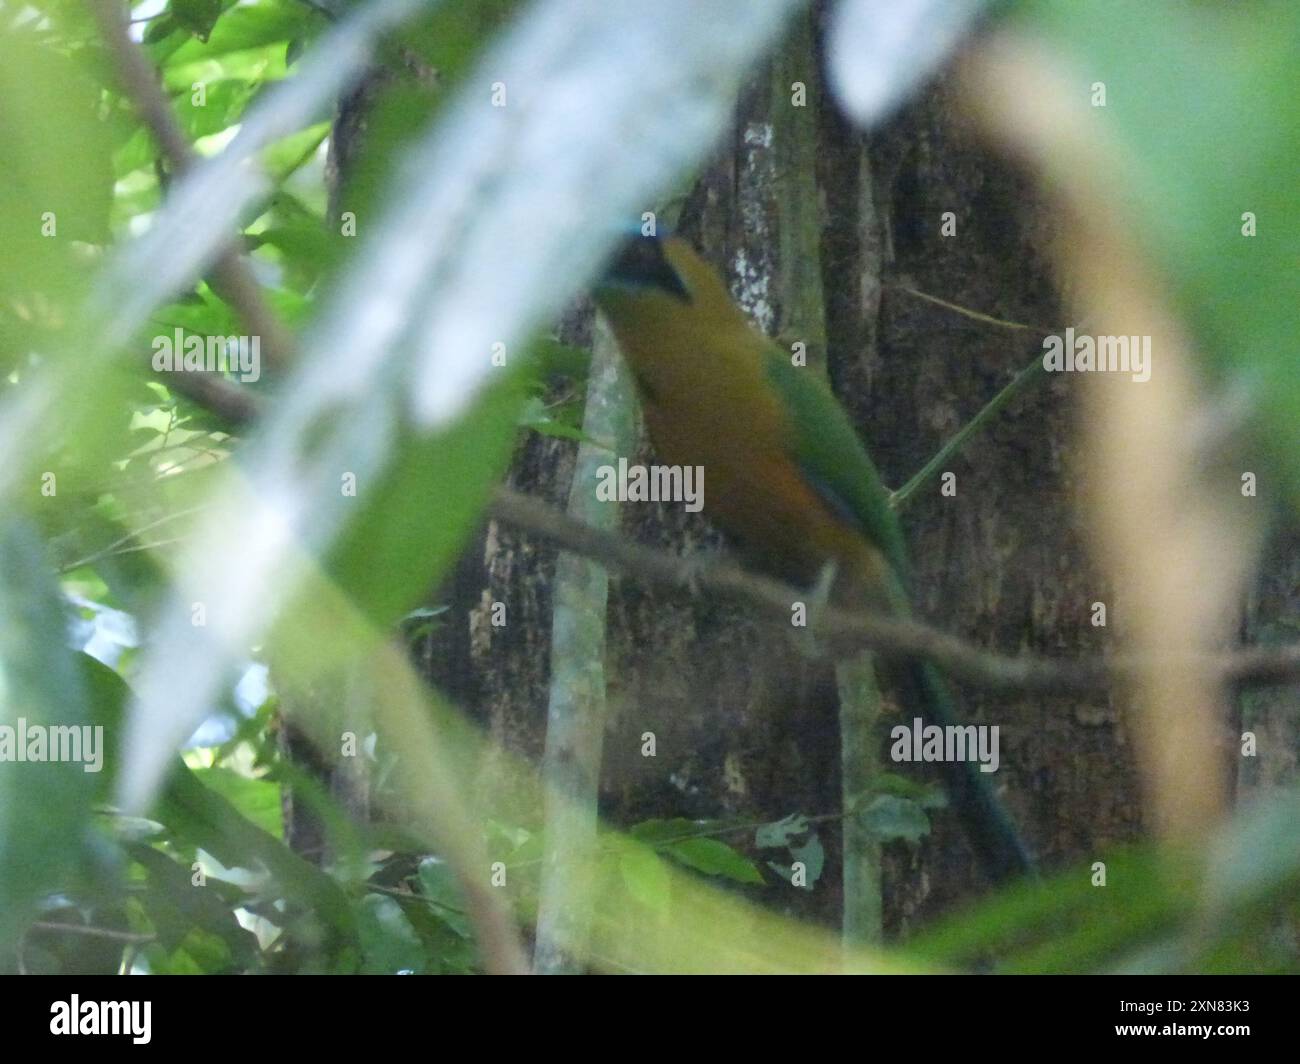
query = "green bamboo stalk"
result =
(533, 321, 636, 974)
(892, 351, 1048, 508)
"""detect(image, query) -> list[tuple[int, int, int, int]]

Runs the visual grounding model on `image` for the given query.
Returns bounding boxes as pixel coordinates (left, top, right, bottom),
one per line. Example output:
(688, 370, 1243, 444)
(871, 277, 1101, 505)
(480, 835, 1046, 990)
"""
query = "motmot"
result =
(594, 232, 1032, 883)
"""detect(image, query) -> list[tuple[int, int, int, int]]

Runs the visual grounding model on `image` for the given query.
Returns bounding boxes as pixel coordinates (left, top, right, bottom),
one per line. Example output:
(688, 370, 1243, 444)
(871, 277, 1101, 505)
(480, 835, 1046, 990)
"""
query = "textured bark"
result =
(1239, 529, 1300, 798)
(860, 74, 1138, 923)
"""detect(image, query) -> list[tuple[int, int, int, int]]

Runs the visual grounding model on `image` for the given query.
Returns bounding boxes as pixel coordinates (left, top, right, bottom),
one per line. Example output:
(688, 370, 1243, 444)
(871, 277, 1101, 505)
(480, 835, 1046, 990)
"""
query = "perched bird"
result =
(594, 232, 1032, 883)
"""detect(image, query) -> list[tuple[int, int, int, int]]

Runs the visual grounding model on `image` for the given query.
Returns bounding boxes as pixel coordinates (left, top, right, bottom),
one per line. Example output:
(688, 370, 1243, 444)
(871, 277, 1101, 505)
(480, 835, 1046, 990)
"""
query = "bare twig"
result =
(157, 368, 263, 424)
(104, 361, 1300, 691)
(99, 353, 1300, 694)
(886, 283, 1047, 332)
(892, 347, 1047, 507)
(86, 0, 294, 367)
(132, 334, 1300, 696)
(59, 504, 209, 574)
(29, 921, 156, 944)
(488, 487, 1300, 695)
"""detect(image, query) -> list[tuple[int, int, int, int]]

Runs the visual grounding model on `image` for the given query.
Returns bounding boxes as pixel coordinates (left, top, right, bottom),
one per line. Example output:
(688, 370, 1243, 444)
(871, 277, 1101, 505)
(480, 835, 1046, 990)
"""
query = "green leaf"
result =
(189, 766, 283, 839)
(261, 121, 331, 180)
(163, 44, 290, 92)
(871, 771, 947, 809)
(126, 842, 256, 968)
(0, 17, 113, 313)
(416, 857, 472, 939)
(663, 838, 765, 885)
(179, 79, 260, 141)
(357, 894, 425, 974)
(790, 834, 824, 888)
(528, 337, 592, 382)
(619, 846, 671, 914)
(173, 0, 226, 42)
(629, 817, 726, 844)
(144, 13, 181, 45)
(755, 813, 809, 849)
(77, 652, 356, 951)
(248, 222, 335, 284)
(0, 523, 96, 950)
(165, 0, 316, 60)
(400, 893, 477, 974)
(861, 794, 933, 844)
(908, 845, 1189, 973)
(324, 369, 524, 628)
(519, 396, 595, 444)
(158, 763, 357, 946)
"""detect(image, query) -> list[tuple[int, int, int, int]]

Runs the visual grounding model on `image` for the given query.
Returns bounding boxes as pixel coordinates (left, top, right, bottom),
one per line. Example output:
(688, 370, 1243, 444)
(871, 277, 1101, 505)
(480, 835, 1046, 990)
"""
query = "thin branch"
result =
(28, 921, 156, 944)
(503, 811, 847, 875)
(86, 0, 294, 367)
(487, 487, 1300, 694)
(143, 347, 1300, 695)
(883, 294, 1093, 507)
(892, 348, 1047, 507)
(60, 504, 209, 573)
(63, 536, 191, 570)
(157, 368, 262, 425)
(886, 283, 1047, 332)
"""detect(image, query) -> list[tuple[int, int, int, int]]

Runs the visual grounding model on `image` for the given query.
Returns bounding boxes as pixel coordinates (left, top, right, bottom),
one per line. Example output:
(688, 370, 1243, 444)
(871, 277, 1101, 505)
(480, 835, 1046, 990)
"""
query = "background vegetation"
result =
(0, 0, 1296, 974)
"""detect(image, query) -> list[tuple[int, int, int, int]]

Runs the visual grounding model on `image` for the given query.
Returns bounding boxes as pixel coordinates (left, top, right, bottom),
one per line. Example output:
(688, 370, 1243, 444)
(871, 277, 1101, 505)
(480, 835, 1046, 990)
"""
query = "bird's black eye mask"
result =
(599, 234, 692, 303)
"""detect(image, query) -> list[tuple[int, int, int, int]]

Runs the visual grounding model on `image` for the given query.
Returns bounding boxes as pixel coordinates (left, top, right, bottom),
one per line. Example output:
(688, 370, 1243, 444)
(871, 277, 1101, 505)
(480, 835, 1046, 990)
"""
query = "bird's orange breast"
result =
(630, 347, 886, 596)
(597, 243, 891, 600)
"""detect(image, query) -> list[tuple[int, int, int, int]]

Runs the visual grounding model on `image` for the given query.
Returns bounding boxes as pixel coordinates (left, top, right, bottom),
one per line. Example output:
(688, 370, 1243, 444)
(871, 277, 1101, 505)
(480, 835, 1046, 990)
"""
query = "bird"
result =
(593, 231, 1033, 883)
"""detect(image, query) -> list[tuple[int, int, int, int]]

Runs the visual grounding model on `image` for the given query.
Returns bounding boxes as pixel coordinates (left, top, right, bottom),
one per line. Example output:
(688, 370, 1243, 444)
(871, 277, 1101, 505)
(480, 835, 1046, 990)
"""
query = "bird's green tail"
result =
(905, 659, 1035, 883)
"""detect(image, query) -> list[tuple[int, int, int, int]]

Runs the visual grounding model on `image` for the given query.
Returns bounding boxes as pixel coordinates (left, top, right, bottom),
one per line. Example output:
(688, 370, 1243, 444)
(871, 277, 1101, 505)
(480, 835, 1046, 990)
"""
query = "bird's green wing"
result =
(760, 345, 912, 587)
(763, 345, 1034, 881)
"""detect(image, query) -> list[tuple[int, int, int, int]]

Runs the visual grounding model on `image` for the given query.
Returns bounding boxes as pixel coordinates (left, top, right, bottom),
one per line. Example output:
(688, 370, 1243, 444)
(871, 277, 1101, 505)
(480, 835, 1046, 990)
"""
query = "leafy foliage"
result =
(0, 0, 1294, 975)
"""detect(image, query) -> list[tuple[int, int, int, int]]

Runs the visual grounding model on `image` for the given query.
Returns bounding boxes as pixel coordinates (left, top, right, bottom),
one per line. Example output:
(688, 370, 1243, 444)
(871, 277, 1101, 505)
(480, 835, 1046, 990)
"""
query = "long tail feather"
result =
(906, 659, 1035, 882)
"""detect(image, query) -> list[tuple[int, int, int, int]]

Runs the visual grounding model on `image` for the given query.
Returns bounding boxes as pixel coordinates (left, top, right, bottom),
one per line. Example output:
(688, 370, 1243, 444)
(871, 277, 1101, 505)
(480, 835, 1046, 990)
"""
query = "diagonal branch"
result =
(133, 366, 1300, 695)
(487, 487, 1300, 695)
(86, 0, 294, 367)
